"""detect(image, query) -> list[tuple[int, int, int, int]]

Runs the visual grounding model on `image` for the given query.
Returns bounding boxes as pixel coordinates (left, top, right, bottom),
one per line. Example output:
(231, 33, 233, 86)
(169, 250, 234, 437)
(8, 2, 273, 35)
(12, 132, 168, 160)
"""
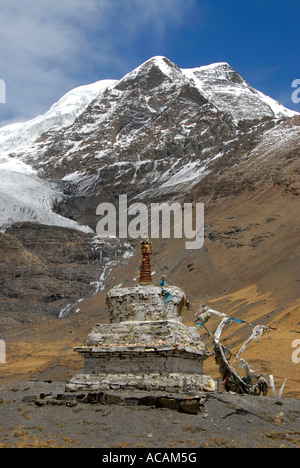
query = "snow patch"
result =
(0, 167, 93, 233)
(0, 79, 116, 158)
(182, 63, 298, 122)
(255, 90, 299, 118)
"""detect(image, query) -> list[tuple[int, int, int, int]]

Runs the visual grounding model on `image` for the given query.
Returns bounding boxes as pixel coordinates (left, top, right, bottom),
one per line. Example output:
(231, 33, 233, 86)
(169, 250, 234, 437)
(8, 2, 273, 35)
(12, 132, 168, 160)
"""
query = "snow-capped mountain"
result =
(0, 79, 116, 231)
(0, 79, 116, 158)
(0, 56, 299, 231)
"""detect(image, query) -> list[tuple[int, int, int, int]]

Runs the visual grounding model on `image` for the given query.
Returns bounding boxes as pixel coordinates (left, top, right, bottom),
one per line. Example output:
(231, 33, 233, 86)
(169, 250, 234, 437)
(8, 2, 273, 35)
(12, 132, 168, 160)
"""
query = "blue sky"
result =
(0, 0, 299, 126)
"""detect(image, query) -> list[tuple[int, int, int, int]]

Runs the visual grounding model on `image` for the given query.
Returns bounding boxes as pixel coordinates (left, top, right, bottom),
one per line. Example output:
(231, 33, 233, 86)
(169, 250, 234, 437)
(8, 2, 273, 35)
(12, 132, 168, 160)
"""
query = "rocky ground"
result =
(0, 380, 299, 448)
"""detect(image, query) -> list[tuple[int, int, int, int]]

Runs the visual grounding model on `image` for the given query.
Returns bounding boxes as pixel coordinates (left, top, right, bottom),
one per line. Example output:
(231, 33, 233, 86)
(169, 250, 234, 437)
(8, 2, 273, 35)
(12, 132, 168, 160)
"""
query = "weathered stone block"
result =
(138, 395, 159, 407)
(107, 285, 186, 323)
(180, 399, 200, 415)
(158, 397, 180, 411)
(105, 394, 123, 405)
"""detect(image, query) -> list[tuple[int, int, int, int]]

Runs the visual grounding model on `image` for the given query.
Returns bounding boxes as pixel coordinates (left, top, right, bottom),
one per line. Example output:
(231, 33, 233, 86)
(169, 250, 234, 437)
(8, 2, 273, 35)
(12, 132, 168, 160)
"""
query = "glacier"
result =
(0, 166, 93, 233)
(0, 79, 116, 232)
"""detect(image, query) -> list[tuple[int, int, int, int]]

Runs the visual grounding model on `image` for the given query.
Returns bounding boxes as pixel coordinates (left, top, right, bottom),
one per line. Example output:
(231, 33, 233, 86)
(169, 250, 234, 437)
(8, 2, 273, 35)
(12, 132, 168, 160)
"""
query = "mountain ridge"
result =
(0, 55, 297, 231)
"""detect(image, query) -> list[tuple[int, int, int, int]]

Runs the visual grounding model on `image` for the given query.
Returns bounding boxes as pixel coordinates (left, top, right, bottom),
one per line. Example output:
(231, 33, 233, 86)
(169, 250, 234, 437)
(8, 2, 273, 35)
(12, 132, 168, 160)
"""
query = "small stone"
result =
(138, 395, 158, 407)
(22, 395, 37, 403)
(199, 397, 207, 406)
(66, 401, 78, 407)
(124, 397, 139, 406)
(180, 399, 200, 415)
(35, 399, 47, 407)
(159, 398, 180, 411)
(49, 399, 65, 406)
(106, 394, 122, 405)
(39, 393, 52, 400)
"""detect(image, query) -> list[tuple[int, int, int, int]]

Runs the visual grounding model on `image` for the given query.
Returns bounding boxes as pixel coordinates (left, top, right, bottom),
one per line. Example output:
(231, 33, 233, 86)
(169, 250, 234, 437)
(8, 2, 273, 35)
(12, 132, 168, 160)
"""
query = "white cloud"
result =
(108, 0, 196, 36)
(0, 0, 197, 126)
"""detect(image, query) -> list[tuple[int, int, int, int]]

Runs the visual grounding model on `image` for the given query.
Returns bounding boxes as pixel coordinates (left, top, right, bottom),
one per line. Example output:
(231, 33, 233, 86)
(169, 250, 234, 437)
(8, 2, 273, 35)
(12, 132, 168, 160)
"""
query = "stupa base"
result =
(66, 371, 212, 394)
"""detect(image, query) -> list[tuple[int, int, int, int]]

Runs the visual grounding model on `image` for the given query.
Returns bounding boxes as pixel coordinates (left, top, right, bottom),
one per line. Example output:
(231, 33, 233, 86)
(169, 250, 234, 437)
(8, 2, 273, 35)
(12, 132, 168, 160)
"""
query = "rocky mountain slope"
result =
(0, 56, 299, 397)
(0, 223, 133, 321)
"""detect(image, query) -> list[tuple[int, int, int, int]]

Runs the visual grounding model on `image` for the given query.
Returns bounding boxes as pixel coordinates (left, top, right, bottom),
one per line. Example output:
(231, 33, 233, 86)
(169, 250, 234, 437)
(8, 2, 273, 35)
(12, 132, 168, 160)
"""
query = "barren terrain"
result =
(1, 188, 299, 396)
(0, 381, 299, 448)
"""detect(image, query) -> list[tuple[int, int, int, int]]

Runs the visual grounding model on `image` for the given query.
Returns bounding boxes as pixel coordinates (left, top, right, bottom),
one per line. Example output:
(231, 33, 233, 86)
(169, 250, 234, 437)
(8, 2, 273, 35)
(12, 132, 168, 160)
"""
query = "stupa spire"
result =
(139, 239, 152, 285)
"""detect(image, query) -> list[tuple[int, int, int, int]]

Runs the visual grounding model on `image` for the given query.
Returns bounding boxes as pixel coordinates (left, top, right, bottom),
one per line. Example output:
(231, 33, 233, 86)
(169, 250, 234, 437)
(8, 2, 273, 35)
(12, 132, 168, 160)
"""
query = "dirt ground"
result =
(0, 379, 299, 449)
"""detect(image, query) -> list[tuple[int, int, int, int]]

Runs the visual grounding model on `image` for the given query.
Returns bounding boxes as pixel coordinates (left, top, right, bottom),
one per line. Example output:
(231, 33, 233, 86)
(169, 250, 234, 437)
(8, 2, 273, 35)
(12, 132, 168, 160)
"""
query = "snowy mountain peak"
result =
(129, 55, 180, 75)
(144, 55, 181, 73)
(194, 61, 232, 71)
(115, 56, 298, 122)
(182, 62, 298, 121)
(0, 79, 116, 161)
(115, 55, 182, 92)
(0, 56, 299, 234)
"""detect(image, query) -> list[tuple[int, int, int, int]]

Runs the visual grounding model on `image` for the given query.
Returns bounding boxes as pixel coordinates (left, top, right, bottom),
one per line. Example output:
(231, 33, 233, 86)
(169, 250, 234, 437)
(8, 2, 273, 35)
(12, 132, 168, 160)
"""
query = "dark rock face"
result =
(0, 223, 132, 320)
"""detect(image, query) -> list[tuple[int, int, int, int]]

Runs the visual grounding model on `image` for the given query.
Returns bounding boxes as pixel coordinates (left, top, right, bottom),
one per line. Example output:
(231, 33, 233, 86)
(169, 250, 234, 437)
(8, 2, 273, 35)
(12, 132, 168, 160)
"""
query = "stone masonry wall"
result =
(82, 349, 205, 375)
(85, 320, 207, 350)
(107, 285, 186, 323)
